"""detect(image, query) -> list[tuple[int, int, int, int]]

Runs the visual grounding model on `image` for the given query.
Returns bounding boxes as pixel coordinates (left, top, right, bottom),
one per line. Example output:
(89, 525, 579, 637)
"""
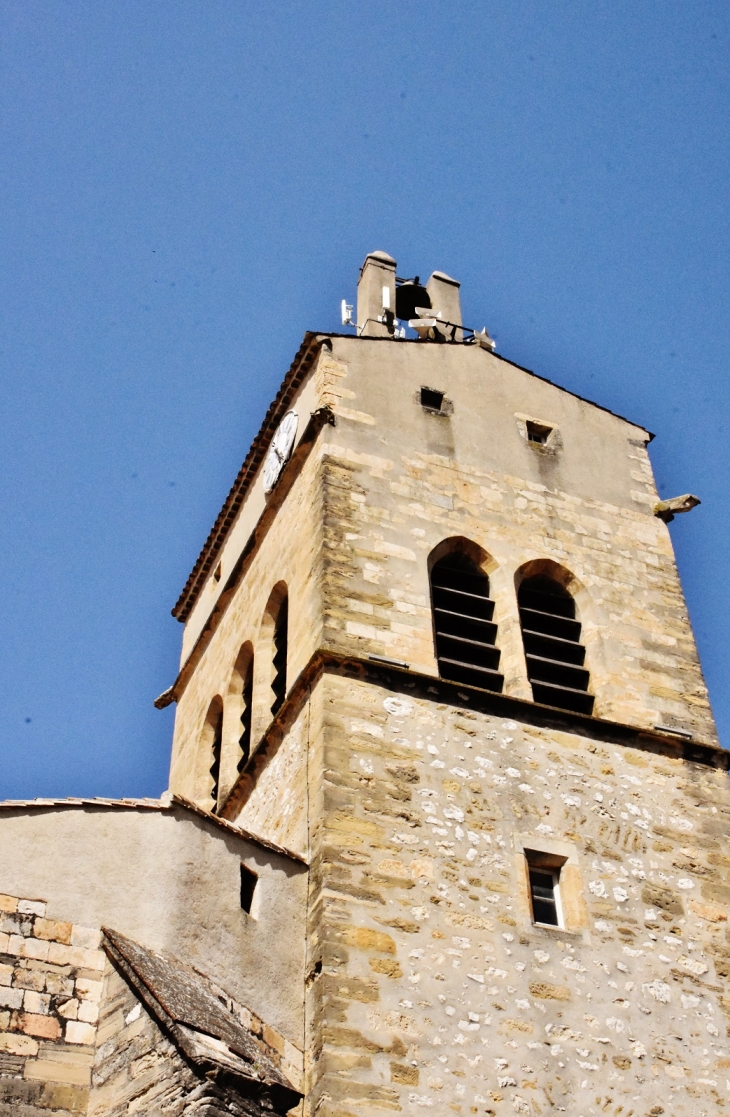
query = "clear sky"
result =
(1, 1, 728, 799)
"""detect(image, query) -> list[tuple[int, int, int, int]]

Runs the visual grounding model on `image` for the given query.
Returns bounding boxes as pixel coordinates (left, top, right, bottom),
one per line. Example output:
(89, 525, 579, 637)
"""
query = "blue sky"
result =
(1, 1, 728, 798)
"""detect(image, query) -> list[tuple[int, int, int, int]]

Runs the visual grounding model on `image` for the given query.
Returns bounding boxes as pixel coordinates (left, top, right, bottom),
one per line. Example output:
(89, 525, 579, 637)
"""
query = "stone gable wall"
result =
(304, 674, 730, 1117)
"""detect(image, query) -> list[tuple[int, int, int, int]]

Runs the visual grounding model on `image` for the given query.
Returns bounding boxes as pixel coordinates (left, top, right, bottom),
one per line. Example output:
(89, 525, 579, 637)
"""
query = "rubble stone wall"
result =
(304, 673, 730, 1117)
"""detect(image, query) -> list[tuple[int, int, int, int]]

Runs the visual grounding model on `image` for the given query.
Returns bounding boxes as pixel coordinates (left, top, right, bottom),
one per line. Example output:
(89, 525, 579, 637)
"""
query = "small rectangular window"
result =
(420, 387, 445, 412)
(526, 420, 552, 444)
(525, 850, 565, 927)
(240, 864, 258, 914)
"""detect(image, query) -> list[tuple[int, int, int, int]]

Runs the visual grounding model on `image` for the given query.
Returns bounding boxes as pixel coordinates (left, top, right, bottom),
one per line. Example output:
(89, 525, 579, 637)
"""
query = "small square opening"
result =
(526, 420, 552, 445)
(525, 849, 565, 927)
(240, 864, 258, 915)
(420, 387, 445, 412)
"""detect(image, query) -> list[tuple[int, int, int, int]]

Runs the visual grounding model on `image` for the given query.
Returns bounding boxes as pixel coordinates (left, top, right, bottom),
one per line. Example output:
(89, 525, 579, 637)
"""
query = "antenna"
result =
(341, 299, 354, 327)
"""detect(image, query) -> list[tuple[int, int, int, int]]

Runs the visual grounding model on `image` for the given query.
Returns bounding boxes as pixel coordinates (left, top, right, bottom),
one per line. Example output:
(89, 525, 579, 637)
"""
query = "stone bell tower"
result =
(162, 250, 729, 1117)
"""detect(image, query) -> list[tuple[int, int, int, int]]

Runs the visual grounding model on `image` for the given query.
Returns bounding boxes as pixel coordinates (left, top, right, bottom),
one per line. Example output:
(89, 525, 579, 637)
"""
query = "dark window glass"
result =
(518, 574, 594, 715)
(430, 552, 503, 693)
(529, 868, 559, 926)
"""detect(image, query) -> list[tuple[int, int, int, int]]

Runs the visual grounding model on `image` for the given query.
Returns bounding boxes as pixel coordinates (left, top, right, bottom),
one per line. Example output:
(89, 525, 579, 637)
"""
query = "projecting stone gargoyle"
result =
(653, 493, 701, 523)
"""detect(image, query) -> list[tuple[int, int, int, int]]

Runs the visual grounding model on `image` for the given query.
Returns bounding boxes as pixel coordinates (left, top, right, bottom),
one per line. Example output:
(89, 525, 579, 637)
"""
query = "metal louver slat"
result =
(437, 657, 504, 692)
(521, 628, 586, 666)
(525, 653, 590, 689)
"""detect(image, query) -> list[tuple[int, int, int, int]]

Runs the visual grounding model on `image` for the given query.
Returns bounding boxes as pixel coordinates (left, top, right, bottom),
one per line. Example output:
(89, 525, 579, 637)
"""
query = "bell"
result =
(395, 278, 431, 323)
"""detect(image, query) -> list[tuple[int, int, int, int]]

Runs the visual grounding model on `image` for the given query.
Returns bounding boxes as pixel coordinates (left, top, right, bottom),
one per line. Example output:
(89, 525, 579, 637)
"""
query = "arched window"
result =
(518, 575, 593, 714)
(238, 655, 254, 773)
(271, 595, 288, 716)
(229, 643, 254, 776)
(200, 696, 224, 809)
(430, 550, 503, 692)
(254, 584, 289, 740)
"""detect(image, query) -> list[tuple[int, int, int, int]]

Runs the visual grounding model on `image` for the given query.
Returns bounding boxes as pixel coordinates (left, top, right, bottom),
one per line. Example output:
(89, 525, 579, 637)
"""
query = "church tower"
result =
(161, 250, 729, 1117)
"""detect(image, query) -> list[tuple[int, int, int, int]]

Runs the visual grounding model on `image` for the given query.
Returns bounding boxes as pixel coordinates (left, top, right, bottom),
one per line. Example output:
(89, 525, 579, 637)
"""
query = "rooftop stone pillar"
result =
(427, 270, 462, 339)
(357, 250, 396, 337)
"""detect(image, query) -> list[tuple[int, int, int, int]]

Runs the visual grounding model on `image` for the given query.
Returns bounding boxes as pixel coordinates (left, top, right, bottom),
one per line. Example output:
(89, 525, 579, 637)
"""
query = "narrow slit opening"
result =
(240, 864, 258, 915)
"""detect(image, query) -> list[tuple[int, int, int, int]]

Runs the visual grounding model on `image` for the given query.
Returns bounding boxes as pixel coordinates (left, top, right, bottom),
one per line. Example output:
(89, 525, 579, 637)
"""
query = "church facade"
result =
(1, 252, 729, 1116)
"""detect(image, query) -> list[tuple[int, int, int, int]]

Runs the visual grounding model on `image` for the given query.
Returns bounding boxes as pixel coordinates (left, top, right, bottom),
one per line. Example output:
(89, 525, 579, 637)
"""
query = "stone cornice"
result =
(218, 650, 728, 823)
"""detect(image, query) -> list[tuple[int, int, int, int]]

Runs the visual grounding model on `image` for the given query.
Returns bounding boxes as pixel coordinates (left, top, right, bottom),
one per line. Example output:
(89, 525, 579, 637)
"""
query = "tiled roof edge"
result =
(0, 794, 308, 865)
(171, 794, 308, 864)
(172, 332, 326, 623)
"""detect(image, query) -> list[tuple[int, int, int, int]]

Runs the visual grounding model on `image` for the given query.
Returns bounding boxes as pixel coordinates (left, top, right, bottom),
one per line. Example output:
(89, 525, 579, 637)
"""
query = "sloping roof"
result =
(0, 792, 307, 865)
(172, 331, 325, 623)
(103, 928, 301, 1112)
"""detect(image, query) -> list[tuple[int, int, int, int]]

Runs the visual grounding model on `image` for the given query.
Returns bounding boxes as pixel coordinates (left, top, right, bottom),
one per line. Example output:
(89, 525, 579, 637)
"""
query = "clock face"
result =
(263, 410, 298, 493)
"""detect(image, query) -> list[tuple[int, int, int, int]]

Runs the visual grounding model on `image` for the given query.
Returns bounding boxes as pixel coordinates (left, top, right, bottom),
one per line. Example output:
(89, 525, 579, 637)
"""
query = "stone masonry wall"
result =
(0, 893, 105, 1116)
(305, 673, 730, 1117)
(316, 432, 715, 745)
(314, 343, 716, 745)
(234, 699, 311, 861)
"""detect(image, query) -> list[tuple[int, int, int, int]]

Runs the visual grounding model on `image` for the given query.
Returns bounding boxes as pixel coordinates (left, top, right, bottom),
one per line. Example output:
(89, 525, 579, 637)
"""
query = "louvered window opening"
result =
(518, 575, 594, 715)
(431, 553, 504, 693)
(271, 599, 288, 716)
(238, 659, 254, 774)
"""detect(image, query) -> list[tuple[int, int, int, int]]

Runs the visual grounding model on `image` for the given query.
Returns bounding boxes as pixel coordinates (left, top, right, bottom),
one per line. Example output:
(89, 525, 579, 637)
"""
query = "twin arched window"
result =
(430, 546, 593, 715)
